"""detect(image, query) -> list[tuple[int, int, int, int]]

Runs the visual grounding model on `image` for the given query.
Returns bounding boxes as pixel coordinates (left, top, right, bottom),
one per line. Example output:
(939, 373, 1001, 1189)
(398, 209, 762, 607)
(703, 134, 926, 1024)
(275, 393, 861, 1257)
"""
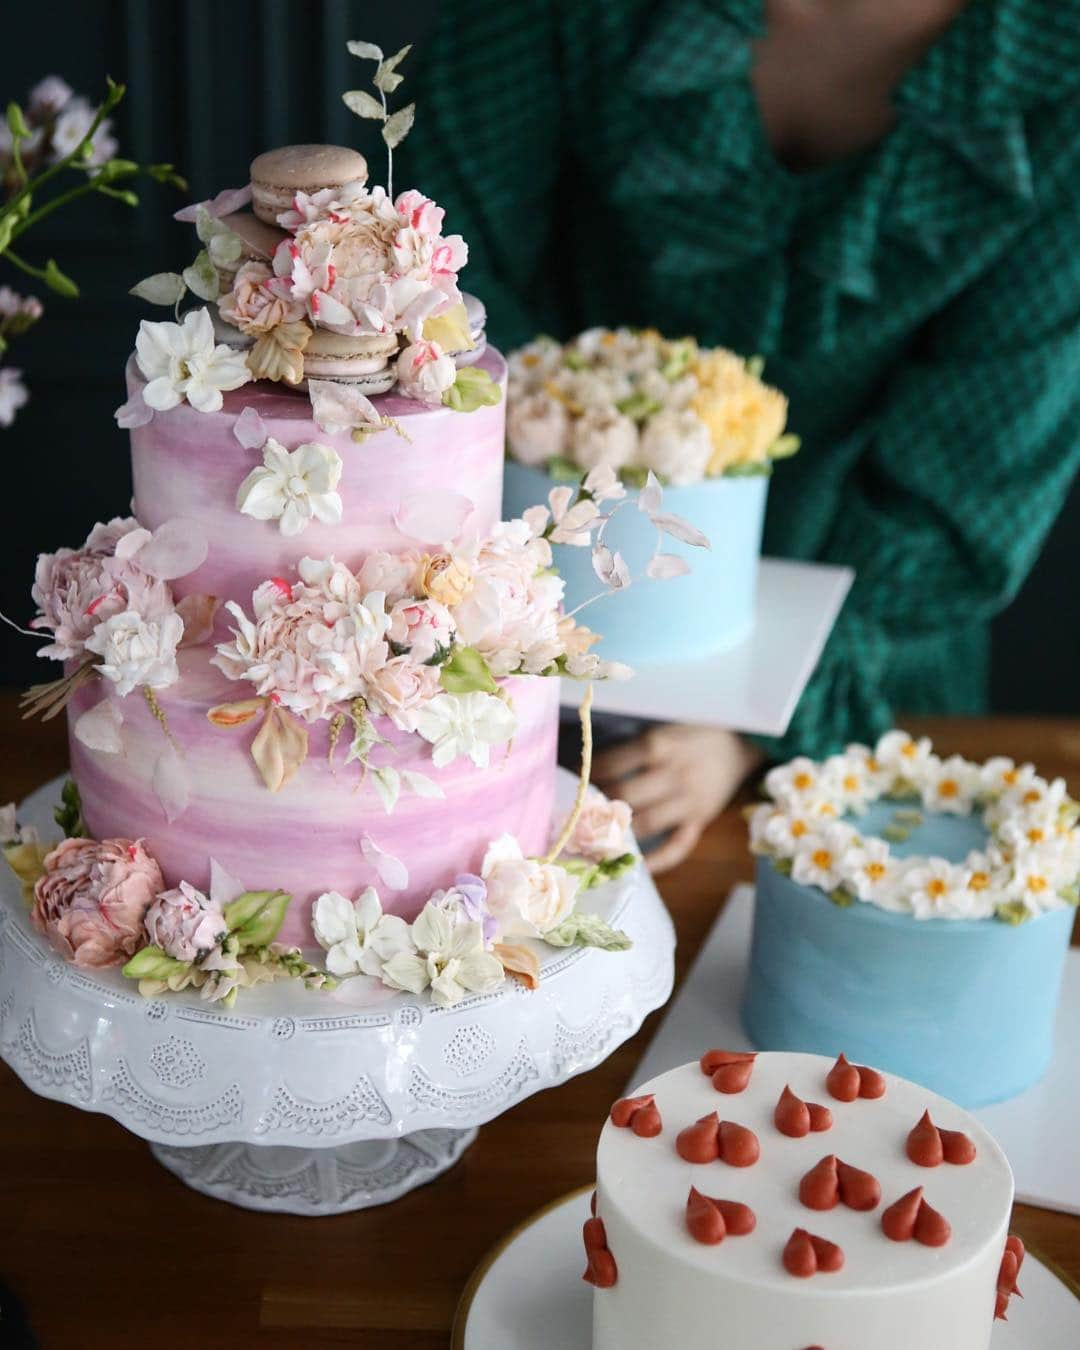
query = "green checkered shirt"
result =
(404, 0, 1080, 758)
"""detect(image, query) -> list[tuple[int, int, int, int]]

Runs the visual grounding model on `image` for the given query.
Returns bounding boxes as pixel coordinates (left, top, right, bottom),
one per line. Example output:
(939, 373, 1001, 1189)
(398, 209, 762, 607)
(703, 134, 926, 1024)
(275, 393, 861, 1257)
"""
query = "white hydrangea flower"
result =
(311, 887, 412, 979)
(84, 608, 183, 696)
(236, 439, 344, 536)
(379, 901, 504, 1008)
(135, 306, 251, 413)
(414, 691, 517, 768)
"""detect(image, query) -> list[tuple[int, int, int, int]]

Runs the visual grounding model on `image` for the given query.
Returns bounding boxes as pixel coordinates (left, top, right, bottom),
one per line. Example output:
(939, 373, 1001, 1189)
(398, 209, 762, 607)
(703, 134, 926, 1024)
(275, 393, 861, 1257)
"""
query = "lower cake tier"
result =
(593, 1051, 1014, 1350)
(502, 462, 767, 666)
(67, 652, 559, 948)
(742, 859, 1074, 1108)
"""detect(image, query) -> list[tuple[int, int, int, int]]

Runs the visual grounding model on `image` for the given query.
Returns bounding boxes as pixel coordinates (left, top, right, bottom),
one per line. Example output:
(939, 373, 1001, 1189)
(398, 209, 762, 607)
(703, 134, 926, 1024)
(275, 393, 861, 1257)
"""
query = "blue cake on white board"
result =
(503, 330, 798, 667)
(741, 731, 1079, 1108)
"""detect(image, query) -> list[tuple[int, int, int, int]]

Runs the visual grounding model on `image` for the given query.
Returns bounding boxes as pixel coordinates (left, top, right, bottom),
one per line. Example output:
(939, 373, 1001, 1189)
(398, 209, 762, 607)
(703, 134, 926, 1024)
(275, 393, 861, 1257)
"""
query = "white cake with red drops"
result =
(585, 1050, 1026, 1350)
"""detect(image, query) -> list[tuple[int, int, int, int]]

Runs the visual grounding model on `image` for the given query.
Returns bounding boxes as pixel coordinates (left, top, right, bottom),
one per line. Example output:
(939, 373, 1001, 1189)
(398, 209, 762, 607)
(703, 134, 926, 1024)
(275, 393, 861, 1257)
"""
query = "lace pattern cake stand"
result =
(0, 772, 675, 1215)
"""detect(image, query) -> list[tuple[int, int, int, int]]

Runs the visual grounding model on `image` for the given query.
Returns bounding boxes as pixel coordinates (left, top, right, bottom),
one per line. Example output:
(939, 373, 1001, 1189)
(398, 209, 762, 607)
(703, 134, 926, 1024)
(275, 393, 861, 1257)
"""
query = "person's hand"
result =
(592, 725, 764, 873)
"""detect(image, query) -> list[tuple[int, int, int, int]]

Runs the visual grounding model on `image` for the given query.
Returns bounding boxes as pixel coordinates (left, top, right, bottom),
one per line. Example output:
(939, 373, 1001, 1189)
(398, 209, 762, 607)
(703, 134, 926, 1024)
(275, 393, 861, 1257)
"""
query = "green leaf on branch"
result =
(346, 39, 384, 61)
(54, 779, 86, 839)
(6, 102, 30, 139)
(382, 103, 415, 149)
(544, 455, 584, 484)
(43, 258, 79, 299)
(768, 433, 801, 461)
(442, 366, 501, 413)
(544, 912, 633, 951)
(122, 945, 190, 981)
(0, 215, 15, 254)
(130, 272, 186, 306)
(182, 249, 219, 302)
(342, 89, 386, 120)
(439, 645, 498, 696)
(223, 889, 292, 950)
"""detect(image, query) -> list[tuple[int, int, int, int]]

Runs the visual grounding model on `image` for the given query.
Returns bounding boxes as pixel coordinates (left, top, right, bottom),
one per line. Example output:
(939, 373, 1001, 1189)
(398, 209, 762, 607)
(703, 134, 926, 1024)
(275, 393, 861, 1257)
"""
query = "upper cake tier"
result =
(126, 348, 508, 610)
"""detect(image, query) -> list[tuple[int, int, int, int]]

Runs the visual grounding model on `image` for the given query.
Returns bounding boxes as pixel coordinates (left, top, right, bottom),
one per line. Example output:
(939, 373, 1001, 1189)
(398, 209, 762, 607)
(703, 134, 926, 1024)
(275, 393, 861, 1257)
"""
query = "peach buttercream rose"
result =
(417, 552, 474, 607)
(564, 788, 633, 863)
(364, 656, 443, 733)
(31, 837, 164, 968)
(480, 834, 580, 939)
(219, 261, 306, 335)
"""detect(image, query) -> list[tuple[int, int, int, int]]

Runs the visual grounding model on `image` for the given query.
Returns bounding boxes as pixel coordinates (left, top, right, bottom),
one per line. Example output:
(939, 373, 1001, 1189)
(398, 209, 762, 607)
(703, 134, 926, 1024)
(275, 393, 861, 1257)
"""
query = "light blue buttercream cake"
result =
(503, 460, 768, 667)
(742, 804, 1075, 1108)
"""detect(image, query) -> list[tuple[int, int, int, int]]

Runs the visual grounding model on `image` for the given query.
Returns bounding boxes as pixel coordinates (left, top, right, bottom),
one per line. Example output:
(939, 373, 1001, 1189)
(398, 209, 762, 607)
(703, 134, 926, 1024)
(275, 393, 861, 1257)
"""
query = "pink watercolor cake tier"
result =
(68, 650, 559, 949)
(126, 348, 509, 616)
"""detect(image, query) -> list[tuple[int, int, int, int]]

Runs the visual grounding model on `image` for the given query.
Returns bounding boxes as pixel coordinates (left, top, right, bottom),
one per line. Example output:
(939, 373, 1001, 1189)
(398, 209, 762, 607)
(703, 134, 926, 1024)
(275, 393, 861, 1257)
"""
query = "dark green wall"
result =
(1, 0, 1077, 713)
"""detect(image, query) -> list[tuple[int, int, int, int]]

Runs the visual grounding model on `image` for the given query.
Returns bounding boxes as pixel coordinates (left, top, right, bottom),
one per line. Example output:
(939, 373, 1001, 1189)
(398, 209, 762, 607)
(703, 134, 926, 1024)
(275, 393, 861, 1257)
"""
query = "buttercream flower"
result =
(765, 756, 828, 805)
(919, 754, 981, 815)
(840, 836, 905, 909)
(903, 857, 971, 919)
(31, 836, 163, 968)
(416, 552, 474, 607)
(0, 367, 29, 428)
(84, 608, 183, 696)
(562, 788, 633, 863)
(388, 596, 454, 664)
(415, 691, 517, 768)
(507, 337, 563, 397)
(219, 260, 306, 334)
(277, 180, 371, 231)
(135, 306, 251, 413)
(874, 730, 934, 779)
(144, 881, 228, 962)
(790, 823, 857, 892)
(379, 901, 503, 1008)
(356, 550, 421, 605)
(762, 805, 818, 854)
(395, 339, 456, 404)
(480, 834, 580, 940)
(236, 438, 344, 536)
(822, 752, 878, 814)
(690, 349, 788, 474)
(394, 189, 446, 236)
(569, 406, 639, 473)
(637, 408, 713, 486)
(30, 517, 143, 660)
(430, 873, 498, 946)
(980, 756, 1040, 800)
(507, 391, 569, 466)
(364, 656, 443, 733)
(311, 886, 412, 978)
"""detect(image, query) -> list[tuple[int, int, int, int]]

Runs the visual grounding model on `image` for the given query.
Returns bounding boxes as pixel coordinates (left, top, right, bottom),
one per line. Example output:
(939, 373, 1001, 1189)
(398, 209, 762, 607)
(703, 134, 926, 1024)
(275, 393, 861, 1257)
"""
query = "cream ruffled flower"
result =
(378, 901, 504, 1008)
(414, 691, 517, 768)
(311, 887, 412, 978)
(84, 608, 184, 697)
(135, 306, 251, 413)
(236, 438, 344, 536)
(481, 834, 580, 939)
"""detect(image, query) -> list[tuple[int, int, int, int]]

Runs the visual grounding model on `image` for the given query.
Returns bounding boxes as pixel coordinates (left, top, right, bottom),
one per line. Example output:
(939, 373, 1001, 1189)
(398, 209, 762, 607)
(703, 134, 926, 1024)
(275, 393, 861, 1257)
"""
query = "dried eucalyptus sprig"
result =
(342, 40, 415, 198)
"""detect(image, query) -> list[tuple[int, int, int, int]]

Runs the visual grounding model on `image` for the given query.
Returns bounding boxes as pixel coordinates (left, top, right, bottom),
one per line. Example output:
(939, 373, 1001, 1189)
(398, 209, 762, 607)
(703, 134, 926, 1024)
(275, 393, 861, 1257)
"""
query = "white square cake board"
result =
(560, 558, 853, 737)
(631, 885, 1080, 1215)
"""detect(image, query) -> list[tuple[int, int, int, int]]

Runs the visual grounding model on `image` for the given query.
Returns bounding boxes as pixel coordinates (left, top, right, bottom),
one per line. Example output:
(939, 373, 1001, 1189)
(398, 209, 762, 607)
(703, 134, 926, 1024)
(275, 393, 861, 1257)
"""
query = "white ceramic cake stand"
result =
(0, 772, 674, 1216)
(453, 1187, 1080, 1349)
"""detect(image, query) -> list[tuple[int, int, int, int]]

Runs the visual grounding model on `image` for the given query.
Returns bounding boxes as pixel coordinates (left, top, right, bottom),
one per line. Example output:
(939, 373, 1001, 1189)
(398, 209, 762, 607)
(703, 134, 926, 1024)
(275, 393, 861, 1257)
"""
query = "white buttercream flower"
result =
(637, 408, 713, 485)
(135, 306, 251, 413)
(236, 439, 343, 536)
(874, 730, 934, 781)
(903, 857, 971, 920)
(84, 608, 183, 696)
(395, 339, 456, 404)
(843, 742, 895, 795)
(980, 756, 1040, 802)
(762, 805, 819, 854)
(840, 836, 905, 909)
(507, 391, 569, 466)
(764, 756, 828, 805)
(379, 901, 504, 1008)
(414, 691, 517, 768)
(959, 851, 1005, 919)
(569, 406, 639, 473)
(822, 752, 879, 815)
(311, 887, 412, 978)
(0, 367, 29, 427)
(919, 754, 982, 815)
(481, 834, 580, 939)
(790, 823, 857, 892)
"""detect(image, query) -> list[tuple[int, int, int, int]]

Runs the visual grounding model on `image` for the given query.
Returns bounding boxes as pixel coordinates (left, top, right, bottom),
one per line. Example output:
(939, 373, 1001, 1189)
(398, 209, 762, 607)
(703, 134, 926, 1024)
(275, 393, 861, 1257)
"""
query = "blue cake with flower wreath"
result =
(503, 329, 799, 666)
(742, 731, 1078, 1107)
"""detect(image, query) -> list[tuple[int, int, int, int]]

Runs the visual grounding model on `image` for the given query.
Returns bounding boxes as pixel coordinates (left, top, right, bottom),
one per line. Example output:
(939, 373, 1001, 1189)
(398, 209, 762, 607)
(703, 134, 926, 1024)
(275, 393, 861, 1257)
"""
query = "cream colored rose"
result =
(417, 552, 474, 607)
(481, 834, 580, 939)
(219, 261, 306, 335)
(564, 787, 633, 863)
(569, 406, 639, 473)
(507, 391, 569, 466)
(638, 408, 713, 486)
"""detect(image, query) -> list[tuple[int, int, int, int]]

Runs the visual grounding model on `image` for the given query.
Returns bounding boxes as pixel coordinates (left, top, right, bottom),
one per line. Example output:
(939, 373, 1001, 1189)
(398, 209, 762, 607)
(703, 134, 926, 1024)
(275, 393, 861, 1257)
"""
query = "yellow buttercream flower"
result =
(690, 349, 790, 475)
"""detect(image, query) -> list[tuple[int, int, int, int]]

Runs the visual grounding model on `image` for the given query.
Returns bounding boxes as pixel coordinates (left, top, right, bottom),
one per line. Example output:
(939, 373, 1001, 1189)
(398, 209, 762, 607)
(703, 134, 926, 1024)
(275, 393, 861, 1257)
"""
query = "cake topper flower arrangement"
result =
(0, 75, 185, 428)
(507, 329, 800, 486)
(123, 38, 499, 434)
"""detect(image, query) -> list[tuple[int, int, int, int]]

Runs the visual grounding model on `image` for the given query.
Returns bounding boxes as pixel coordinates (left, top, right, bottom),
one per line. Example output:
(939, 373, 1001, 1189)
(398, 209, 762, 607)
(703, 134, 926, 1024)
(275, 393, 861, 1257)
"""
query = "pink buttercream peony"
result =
(564, 788, 633, 862)
(219, 260, 306, 335)
(364, 655, 443, 733)
(144, 880, 228, 962)
(395, 340, 456, 404)
(394, 190, 446, 236)
(388, 597, 454, 664)
(355, 550, 421, 605)
(31, 836, 164, 968)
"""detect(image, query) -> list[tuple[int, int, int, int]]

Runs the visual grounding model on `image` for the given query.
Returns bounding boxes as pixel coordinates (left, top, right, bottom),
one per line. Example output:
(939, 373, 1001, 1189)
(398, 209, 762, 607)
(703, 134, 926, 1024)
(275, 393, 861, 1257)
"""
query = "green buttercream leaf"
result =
(828, 887, 856, 908)
(1059, 883, 1079, 908)
(615, 391, 663, 421)
(768, 433, 801, 461)
(721, 460, 773, 478)
(43, 258, 79, 299)
(439, 645, 498, 696)
(596, 852, 638, 885)
(122, 945, 190, 981)
(995, 900, 1031, 926)
(223, 889, 292, 949)
(660, 338, 697, 381)
(130, 271, 186, 306)
(882, 824, 911, 843)
(772, 857, 794, 877)
(442, 365, 501, 413)
(619, 464, 653, 489)
(563, 348, 588, 371)
(545, 455, 584, 483)
(892, 808, 925, 826)
(544, 912, 633, 951)
(182, 249, 219, 302)
(342, 88, 386, 120)
(745, 354, 766, 379)
(54, 779, 86, 839)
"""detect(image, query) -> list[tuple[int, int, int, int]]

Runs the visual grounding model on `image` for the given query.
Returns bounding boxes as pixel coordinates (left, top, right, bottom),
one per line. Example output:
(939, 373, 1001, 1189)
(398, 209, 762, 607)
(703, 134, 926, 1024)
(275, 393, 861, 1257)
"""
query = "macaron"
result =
(455, 293, 488, 366)
(213, 210, 287, 289)
(249, 144, 368, 226)
(210, 306, 253, 352)
(300, 329, 398, 394)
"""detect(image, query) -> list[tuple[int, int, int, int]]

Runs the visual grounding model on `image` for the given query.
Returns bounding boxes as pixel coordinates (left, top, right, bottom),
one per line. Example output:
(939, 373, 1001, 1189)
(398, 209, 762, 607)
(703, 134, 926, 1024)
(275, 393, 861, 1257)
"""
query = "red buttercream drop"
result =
(686, 1186, 726, 1245)
(940, 1127, 977, 1165)
(712, 1058, 755, 1093)
(583, 1217, 606, 1251)
(826, 1053, 860, 1102)
(799, 1155, 839, 1211)
(700, 1048, 756, 1077)
(907, 1111, 945, 1167)
(1006, 1234, 1026, 1267)
(996, 1233, 1026, 1319)
(719, 1119, 760, 1167)
(775, 1084, 811, 1138)
(837, 1158, 881, 1211)
(810, 1233, 844, 1272)
(716, 1198, 757, 1236)
(882, 1187, 924, 1241)
(676, 1112, 721, 1163)
(808, 1102, 834, 1132)
(998, 1250, 1021, 1295)
(632, 1102, 663, 1137)
(995, 1288, 1011, 1321)
(914, 1197, 951, 1247)
(611, 1093, 653, 1128)
(783, 1228, 844, 1277)
(590, 1190, 597, 1216)
(582, 1216, 617, 1288)
(855, 1063, 886, 1099)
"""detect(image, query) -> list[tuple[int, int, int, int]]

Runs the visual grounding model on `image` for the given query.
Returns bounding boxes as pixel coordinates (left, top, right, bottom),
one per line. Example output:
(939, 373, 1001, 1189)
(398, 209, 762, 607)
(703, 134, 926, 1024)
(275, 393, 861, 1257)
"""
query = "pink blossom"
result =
(219, 260, 305, 335)
(31, 837, 164, 968)
(355, 550, 422, 604)
(395, 340, 456, 405)
(364, 655, 443, 732)
(388, 596, 454, 663)
(394, 190, 445, 235)
(144, 881, 228, 962)
(564, 788, 633, 862)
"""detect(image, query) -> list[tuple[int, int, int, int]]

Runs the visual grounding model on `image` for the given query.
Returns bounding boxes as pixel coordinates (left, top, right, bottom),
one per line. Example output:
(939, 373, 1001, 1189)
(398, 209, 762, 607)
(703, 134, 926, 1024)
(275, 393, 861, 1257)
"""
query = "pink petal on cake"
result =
(73, 701, 124, 754)
(232, 405, 269, 450)
(176, 593, 220, 648)
(135, 518, 210, 580)
(174, 184, 253, 222)
(360, 834, 409, 891)
(209, 856, 247, 907)
(152, 743, 190, 823)
(393, 489, 475, 546)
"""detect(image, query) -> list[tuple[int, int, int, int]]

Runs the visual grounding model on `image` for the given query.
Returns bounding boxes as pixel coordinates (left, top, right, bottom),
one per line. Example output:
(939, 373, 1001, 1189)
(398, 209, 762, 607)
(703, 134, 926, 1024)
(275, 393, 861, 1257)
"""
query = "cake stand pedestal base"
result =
(151, 1128, 478, 1215)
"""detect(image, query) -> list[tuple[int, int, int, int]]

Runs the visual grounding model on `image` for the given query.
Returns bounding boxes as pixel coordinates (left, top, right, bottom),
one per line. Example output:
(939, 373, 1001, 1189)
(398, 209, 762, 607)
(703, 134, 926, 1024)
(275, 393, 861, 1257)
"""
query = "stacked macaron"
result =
(249, 143, 368, 226)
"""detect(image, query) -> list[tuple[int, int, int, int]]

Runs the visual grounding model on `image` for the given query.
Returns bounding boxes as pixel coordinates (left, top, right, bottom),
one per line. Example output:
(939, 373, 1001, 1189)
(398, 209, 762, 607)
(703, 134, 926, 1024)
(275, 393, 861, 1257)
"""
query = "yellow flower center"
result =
(1026, 875, 1049, 893)
(900, 742, 917, 758)
(843, 775, 859, 791)
(968, 872, 991, 891)
(791, 820, 809, 838)
(811, 849, 834, 871)
(793, 771, 814, 791)
(938, 779, 959, 798)
(1003, 769, 1018, 785)
(819, 803, 837, 817)
(1023, 789, 1041, 804)
(521, 353, 540, 367)
(926, 878, 948, 899)
(864, 862, 887, 882)
(867, 757, 881, 772)
(1026, 828, 1045, 844)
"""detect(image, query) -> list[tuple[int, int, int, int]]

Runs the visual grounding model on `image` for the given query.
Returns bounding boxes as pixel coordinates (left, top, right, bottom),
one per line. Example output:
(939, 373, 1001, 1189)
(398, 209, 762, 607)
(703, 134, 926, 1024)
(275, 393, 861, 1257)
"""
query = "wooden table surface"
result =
(1, 701, 1077, 1348)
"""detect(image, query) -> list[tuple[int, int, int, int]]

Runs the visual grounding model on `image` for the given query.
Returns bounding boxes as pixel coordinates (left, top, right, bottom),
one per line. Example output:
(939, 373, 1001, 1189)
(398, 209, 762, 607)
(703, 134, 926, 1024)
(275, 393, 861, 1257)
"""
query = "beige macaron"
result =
(301, 329, 400, 394)
(213, 210, 288, 289)
(249, 144, 368, 226)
